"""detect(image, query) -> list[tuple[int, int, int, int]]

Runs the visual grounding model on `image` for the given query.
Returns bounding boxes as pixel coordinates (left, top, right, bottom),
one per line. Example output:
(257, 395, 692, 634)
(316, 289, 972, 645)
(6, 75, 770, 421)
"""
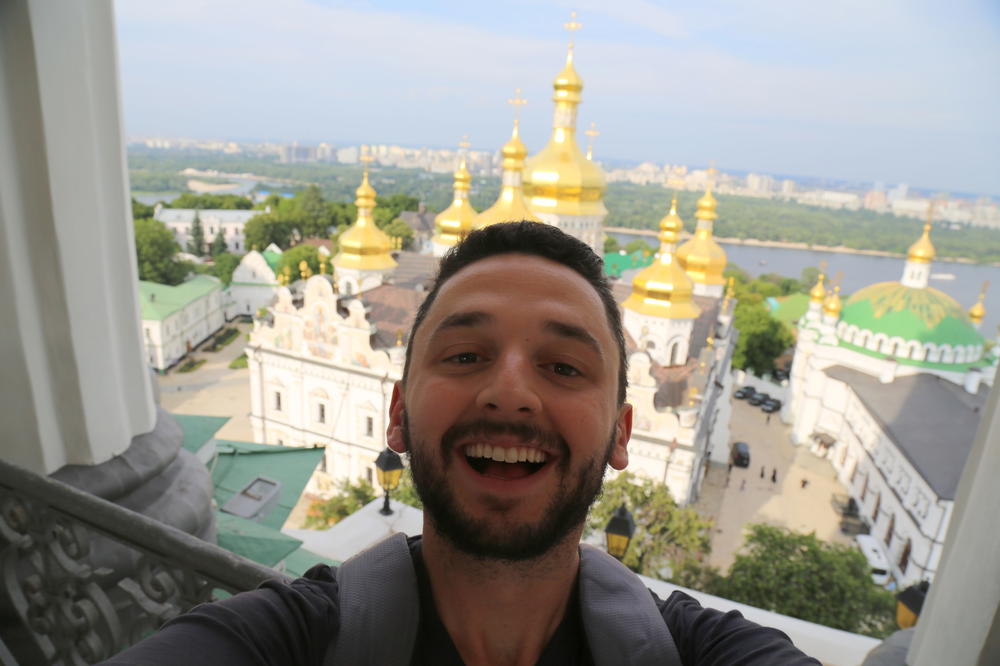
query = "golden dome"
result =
(522, 43, 607, 218)
(676, 185, 727, 286)
(474, 122, 540, 228)
(810, 273, 827, 303)
(622, 195, 701, 319)
(907, 222, 935, 264)
(433, 154, 478, 248)
(969, 284, 987, 325)
(823, 286, 843, 317)
(333, 170, 397, 271)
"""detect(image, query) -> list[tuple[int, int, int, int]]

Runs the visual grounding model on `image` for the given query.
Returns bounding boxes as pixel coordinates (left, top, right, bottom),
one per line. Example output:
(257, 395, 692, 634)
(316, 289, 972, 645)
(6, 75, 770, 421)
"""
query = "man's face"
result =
(387, 254, 631, 560)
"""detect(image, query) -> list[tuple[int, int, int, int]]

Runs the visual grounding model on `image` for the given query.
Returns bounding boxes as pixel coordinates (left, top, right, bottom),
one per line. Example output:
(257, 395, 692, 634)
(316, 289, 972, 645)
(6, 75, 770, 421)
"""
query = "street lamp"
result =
(375, 448, 404, 516)
(605, 504, 636, 561)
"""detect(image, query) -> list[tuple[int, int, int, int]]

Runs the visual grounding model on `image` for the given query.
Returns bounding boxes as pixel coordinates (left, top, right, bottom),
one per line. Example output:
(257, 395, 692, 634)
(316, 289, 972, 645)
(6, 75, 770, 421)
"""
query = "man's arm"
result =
(99, 565, 340, 666)
(656, 590, 822, 665)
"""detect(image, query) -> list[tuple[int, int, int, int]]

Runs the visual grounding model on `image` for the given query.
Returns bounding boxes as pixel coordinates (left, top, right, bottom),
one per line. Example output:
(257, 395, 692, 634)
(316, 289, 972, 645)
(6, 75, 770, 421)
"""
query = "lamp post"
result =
(375, 448, 404, 516)
(605, 504, 636, 561)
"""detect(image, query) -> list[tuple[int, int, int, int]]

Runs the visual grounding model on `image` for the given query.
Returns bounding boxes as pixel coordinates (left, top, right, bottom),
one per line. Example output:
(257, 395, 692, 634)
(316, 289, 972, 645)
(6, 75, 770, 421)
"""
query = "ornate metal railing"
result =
(0, 458, 291, 665)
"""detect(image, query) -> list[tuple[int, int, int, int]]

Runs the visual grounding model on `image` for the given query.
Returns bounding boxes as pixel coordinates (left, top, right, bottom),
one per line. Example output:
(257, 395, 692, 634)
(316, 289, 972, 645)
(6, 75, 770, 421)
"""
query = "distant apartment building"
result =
(797, 190, 861, 211)
(863, 190, 889, 213)
(746, 172, 775, 194)
(154, 205, 260, 254)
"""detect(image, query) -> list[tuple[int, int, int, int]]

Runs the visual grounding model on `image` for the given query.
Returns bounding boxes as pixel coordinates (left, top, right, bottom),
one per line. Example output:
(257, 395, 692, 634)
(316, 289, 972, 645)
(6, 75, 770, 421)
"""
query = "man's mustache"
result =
(440, 419, 569, 457)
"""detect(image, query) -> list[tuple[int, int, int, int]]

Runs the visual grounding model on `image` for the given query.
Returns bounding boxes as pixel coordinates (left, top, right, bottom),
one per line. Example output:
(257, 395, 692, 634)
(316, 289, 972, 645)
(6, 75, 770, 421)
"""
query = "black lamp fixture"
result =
(605, 504, 636, 561)
(375, 448, 405, 516)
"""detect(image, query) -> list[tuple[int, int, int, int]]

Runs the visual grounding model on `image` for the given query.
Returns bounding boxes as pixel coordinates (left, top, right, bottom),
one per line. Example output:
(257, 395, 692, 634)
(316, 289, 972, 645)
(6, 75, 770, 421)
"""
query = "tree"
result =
(624, 239, 655, 256)
(603, 235, 621, 253)
(244, 213, 294, 250)
(209, 228, 228, 256)
(133, 217, 188, 285)
(731, 301, 794, 375)
(294, 185, 337, 237)
(305, 478, 376, 529)
(187, 212, 205, 256)
(383, 217, 415, 250)
(212, 252, 242, 286)
(167, 193, 252, 210)
(276, 244, 322, 281)
(586, 472, 713, 579)
(706, 524, 897, 638)
(131, 197, 155, 220)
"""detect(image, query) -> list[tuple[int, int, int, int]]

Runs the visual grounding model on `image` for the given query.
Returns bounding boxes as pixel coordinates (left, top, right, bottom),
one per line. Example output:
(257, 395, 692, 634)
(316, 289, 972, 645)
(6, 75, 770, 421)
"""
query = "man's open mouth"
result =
(464, 444, 549, 480)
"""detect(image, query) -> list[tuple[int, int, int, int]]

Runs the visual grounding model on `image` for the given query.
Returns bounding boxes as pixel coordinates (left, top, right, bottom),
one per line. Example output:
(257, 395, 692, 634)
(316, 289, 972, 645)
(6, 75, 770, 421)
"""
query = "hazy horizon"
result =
(115, 0, 1000, 197)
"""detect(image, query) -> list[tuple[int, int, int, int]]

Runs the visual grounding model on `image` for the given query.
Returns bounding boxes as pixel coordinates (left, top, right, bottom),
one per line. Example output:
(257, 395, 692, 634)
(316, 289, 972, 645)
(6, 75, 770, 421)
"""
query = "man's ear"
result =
(608, 403, 632, 471)
(386, 381, 407, 453)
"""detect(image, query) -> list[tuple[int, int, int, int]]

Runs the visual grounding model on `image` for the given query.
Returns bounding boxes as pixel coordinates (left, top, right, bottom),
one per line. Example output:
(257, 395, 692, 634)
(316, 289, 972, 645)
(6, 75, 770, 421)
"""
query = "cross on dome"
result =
(507, 88, 527, 128)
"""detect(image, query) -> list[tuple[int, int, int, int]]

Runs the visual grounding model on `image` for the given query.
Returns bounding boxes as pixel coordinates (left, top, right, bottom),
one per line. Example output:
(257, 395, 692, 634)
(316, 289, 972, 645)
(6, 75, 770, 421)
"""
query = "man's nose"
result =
(475, 353, 542, 415)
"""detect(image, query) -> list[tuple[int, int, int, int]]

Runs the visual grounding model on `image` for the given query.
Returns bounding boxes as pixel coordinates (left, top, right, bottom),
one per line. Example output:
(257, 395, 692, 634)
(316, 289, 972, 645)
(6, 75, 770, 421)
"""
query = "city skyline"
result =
(115, 0, 1000, 196)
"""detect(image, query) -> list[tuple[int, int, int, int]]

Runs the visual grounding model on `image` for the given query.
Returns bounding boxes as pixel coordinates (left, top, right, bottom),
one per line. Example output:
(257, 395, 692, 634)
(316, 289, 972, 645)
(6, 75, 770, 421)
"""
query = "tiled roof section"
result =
(399, 210, 436, 234)
(138, 275, 221, 321)
(301, 238, 334, 253)
(823, 365, 987, 500)
(364, 284, 426, 349)
(392, 252, 438, 291)
(154, 208, 258, 224)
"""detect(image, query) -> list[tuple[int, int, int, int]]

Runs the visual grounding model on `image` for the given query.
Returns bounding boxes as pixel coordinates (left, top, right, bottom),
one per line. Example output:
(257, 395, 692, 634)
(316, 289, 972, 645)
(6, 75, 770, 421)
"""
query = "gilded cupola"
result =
(907, 222, 936, 264)
(332, 162, 397, 271)
(823, 285, 843, 318)
(622, 195, 701, 319)
(522, 13, 607, 218)
(969, 282, 988, 326)
(474, 112, 540, 229)
(432, 140, 478, 250)
(676, 181, 727, 288)
(810, 273, 827, 303)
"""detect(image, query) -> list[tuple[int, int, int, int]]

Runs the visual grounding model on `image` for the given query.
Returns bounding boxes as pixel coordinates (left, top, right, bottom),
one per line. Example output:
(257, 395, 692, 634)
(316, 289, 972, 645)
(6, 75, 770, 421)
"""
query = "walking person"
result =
(740, 479, 746, 491)
(771, 468, 778, 484)
(760, 465, 765, 479)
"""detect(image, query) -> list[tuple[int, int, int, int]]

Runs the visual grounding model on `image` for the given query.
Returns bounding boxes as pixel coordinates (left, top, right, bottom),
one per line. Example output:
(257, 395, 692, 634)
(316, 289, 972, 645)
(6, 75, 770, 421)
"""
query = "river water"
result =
(609, 230, 1000, 336)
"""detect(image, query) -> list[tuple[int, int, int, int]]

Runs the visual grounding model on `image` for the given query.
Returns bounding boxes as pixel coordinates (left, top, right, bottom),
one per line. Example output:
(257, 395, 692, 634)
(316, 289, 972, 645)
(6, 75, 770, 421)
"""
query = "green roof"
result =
(215, 511, 303, 567)
(603, 250, 653, 277)
(771, 293, 810, 325)
(138, 275, 222, 321)
(211, 440, 325, 530)
(262, 249, 282, 272)
(172, 414, 231, 455)
(839, 282, 983, 351)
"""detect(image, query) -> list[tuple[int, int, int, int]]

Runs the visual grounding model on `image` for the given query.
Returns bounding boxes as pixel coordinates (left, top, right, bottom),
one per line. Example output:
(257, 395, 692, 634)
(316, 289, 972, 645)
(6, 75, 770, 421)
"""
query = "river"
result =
(609, 230, 1000, 336)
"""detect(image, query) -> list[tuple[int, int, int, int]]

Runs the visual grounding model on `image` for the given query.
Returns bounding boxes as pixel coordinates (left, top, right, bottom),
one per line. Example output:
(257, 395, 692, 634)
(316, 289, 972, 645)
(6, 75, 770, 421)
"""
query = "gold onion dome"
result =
(333, 170, 397, 271)
(433, 154, 477, 247)
(969, 286, 987, 325)
(676, 185, 727, 285)
(823, 286, 843, 317)
(522, 41, 607, 217)
(810, 273, 827, 303)
(474, 122, 540, 228)
(622, 195, 701, 319)
(907, 222, 936, 264)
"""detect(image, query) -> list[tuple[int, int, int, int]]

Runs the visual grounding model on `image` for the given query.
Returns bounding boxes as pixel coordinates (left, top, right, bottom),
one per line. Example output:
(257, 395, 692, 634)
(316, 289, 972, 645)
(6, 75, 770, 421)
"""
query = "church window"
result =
(871, 492, 881, 521)
(366, 467, 373, 485)
(274, 391, 282, 411)
(885, 513, 895, 549)
(366, 416, 374, 437)
(318, 403, 326, 423)
(899, 539, 912, 574)
(668, 343, 679, 366)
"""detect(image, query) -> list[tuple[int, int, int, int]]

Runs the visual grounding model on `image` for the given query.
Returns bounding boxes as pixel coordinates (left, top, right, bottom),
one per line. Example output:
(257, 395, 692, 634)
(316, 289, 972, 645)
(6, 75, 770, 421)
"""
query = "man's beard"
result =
(405, 416, 615, 562)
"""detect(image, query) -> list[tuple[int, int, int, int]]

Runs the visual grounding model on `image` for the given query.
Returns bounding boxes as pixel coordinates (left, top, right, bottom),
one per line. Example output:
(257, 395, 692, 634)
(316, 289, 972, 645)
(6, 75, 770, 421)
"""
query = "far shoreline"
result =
(603, 226, 997, 267)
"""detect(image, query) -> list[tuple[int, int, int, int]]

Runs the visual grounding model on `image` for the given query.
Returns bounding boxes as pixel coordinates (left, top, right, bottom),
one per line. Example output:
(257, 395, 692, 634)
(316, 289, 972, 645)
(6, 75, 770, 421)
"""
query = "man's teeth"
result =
(465, 444, 547, 464)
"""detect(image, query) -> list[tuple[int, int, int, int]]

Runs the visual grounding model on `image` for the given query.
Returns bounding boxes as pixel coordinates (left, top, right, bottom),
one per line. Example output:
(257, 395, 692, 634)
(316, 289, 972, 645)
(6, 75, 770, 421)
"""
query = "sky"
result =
(115, 0, 1000, 195)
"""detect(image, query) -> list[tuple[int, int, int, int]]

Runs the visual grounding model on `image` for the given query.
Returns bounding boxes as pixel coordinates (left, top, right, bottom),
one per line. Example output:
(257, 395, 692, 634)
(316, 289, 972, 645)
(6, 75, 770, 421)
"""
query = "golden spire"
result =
(299, 260, 312, 280)
(676, 173, 727, 287)
(474, 93, 540, 228)
(907, 203, 936, 264)
(522, 12, 607, 218)
(622, 194, 701, 319)
(319, 254, 327, 275)
(333, 148, 397, 272)
(810, 273, 827, 303)
(969, 281, 988, 325)
(585, 122, 599, 161)
(433, 138, 478, 248)
(823, 285, 843, 317)
(282, 265, 292, 286)
(395, 329, 404, 346)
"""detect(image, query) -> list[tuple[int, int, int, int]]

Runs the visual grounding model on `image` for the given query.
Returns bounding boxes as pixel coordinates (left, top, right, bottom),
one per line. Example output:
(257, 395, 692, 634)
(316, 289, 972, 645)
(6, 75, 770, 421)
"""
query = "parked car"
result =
(772, 368, 789, 381)
(854, 534, 891, 587)
(748, 391, 770, 406)
(733, 386, 755, 399)
(730, 441, 751, 468)
(761, 398, 782, 413)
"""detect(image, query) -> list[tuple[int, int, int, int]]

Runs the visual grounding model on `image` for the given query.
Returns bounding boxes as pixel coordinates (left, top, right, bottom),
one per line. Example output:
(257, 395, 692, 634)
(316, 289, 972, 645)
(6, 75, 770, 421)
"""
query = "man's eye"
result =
(446, 352, 480, 364)
(551, 362, 581, 377)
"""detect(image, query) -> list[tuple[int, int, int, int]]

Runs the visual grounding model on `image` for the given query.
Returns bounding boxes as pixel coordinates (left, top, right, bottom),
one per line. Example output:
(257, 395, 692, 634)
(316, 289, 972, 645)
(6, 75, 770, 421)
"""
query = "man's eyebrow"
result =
(544, 320, 603, 358)
(432, 311, 494, 335)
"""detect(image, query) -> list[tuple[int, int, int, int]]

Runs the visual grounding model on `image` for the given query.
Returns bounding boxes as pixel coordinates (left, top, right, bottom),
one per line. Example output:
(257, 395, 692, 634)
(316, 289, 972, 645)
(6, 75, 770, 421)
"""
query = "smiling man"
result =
(103, 222, 819, 665)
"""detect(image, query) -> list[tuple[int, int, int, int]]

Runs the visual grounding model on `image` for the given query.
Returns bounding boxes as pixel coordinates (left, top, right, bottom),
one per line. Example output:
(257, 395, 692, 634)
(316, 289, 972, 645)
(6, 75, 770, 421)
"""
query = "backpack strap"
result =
(579, 543, 683, 666)
(324, 532, 419, 666)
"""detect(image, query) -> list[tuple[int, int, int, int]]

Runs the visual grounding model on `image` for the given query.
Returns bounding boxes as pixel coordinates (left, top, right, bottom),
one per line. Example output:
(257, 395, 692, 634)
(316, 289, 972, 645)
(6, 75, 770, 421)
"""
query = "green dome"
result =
(839, 282, 983, 348)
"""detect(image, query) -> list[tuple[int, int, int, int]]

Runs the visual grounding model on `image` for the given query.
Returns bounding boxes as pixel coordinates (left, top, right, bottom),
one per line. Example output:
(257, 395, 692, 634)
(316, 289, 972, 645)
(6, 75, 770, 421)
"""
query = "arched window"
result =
(899, 539, 912, 574)
(884, 513, 895, 549)
(668, 343, 679, 366)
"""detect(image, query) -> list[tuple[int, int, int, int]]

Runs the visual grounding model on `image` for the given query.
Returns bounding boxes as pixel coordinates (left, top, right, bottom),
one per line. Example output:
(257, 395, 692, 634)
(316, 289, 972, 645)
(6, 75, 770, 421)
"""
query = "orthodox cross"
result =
(585, 121, 600, 161)
(507, 88, 527, 128)
(564, 11, 582, 52)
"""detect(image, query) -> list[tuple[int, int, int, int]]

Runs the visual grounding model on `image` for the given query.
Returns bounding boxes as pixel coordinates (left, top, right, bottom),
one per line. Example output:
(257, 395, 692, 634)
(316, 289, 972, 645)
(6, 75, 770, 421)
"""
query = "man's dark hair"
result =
(403, 221, 628, 405)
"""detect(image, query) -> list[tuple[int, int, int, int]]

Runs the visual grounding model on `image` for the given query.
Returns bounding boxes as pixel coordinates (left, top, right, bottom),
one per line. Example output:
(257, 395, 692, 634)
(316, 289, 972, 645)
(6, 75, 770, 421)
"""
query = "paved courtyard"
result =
(156, 321, 255, 442)
(693, 397, 851, 572)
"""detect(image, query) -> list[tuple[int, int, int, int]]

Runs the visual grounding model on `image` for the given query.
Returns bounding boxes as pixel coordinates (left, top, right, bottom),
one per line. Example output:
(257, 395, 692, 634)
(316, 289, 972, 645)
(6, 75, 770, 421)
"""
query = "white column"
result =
(0, 0, 155, 474)
(908, 383, 1000, 665)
